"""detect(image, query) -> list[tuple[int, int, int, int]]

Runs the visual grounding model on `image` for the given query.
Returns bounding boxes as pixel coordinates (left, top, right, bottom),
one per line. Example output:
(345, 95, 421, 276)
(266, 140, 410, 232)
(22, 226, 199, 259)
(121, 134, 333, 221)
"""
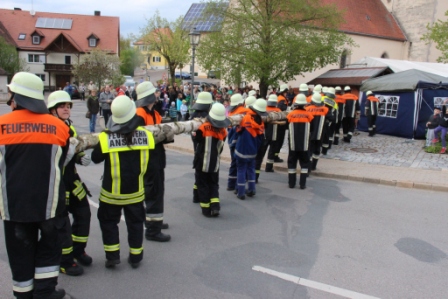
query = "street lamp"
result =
(189, 27, 200, 95)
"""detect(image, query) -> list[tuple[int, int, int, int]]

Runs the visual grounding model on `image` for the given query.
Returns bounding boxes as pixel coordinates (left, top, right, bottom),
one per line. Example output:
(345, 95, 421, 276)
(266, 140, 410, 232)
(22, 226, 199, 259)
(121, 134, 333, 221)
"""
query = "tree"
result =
(140, 11, 190, 85)
(72, 49, 122, 91)
(119, 35, 143, 76)
(196, 0, 354, 97)
(422, 10, 448, 63)
(0, 36, 27, 79)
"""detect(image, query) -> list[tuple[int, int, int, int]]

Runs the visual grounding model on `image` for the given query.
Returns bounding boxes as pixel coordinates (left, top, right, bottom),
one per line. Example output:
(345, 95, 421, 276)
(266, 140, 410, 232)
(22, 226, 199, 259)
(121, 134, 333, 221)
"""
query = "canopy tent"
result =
(358, 70, 448, 139)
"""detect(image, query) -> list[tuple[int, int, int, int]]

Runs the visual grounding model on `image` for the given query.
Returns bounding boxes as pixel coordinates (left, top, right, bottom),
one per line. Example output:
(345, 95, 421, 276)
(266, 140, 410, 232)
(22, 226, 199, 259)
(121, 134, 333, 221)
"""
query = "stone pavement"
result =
(165, 131, 448, 192)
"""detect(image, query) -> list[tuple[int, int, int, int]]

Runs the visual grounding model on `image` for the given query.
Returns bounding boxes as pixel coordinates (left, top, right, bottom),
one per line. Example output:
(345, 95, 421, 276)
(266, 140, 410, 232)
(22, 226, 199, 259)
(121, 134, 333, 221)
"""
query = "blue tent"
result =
(359, 70, 448, 138)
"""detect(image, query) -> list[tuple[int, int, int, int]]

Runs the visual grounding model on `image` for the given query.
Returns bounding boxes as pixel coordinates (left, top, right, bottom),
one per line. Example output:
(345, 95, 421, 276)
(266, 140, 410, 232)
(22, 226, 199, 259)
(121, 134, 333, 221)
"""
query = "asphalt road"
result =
(0, 101, 447, 299)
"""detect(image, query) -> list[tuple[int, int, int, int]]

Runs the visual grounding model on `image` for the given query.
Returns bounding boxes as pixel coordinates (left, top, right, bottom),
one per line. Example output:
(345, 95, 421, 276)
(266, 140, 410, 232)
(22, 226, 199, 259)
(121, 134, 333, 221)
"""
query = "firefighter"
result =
(244, 95, 257, 107)
(287, 94, 314, 189)
(92, 95, 155, 269)
(365, 90, 379, 136)
(307, 84, 322, 103)
(255, 94, 282, 180)
(135, 82, 172, 242)
(292, 83, 310, 104)
(321, 87, 338, 155)
(193, 103, 230, 217)
(235, 99, 267, 199)
(306, 93, 329, 173)
(274, 84, 289, 162)
(47, 91, 93, 276)
(333, 86, 345, 145)
(227, 93, 249, 192)
(342, 86, 360, 143)
(0, 72, 70, 299)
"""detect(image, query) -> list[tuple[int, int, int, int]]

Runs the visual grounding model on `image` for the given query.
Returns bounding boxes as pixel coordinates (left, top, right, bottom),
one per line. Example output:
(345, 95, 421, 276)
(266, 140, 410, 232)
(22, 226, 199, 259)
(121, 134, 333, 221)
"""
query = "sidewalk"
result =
(165, 132, 448, 192)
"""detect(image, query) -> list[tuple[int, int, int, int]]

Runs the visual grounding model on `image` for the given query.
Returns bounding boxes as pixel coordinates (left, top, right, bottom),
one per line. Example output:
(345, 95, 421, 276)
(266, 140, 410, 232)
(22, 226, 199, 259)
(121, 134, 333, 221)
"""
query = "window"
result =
(18, 33, 26, 40)
(35, 74, 46, 81)
(434, 97, 448, 108)
(28, 54, 45, 63)
(32, 36, 40, 44)
(152, 56, 161, 62)
(65, 56, 71, 64)
(89, 38, 97, 47)
(147, 56, 151, 63)
(378, 95, 399, 118)
(340, 49, 348, 68)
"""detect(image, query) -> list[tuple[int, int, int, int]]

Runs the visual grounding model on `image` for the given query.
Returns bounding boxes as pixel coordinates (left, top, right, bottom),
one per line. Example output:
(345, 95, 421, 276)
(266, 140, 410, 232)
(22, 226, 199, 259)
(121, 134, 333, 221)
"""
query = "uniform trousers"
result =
(236, 158, 256, 197)
(287, 150, 310, 188)
(4, 216, 65, 299)
(192, 138, 199, 201)
(144, 168, 165, 236)
(61, 194, 91, 267)
(274, 125, 287, 157)
(196, 170, 220, 214)
(227, 147, 238, 190)
(308, 140, 322, 170)
(367, 114, 377, 136)
(97, 201, 145, 264)
(342, 117, 356, 140)
(255, 139, 276, 175)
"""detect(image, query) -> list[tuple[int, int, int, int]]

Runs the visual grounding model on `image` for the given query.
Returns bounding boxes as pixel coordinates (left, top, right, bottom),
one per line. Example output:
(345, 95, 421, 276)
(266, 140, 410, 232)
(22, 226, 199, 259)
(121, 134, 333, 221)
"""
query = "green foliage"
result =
(156, 78, 182, 87)
(423, 11, 448, 63)
(196, 0, 355, 96)
(140, 12, 190, 85)
(72, 49, 121, 91)
(0, 36, 27, 79)
(424, 135, 447, 153)
(120, 48, 143, 76)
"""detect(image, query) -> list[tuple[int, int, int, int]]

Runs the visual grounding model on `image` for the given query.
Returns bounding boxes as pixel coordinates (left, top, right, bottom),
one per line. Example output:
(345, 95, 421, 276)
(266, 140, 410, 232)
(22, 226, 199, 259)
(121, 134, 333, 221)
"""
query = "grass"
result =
(424, 134, 447, 153)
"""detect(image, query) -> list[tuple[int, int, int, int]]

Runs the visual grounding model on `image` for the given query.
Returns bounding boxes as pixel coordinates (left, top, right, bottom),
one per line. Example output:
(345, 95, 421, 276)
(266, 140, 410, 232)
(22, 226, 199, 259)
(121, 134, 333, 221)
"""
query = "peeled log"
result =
(73, 111, 289, 153)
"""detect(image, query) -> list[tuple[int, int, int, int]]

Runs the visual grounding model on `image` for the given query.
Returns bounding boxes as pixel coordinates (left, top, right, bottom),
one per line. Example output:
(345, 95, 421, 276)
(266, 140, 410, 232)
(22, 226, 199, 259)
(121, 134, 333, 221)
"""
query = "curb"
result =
(165, 144, 448, 193)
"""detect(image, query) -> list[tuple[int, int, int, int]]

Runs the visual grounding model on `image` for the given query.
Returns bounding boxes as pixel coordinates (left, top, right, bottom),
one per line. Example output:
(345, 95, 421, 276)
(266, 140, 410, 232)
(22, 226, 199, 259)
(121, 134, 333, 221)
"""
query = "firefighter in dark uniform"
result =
(135, 82, 172, 242)
(342, 86, 360, 143)
(193, 103, 230, 217)
(255, 94, 282, 180)
(287, 94, 314, 189)
(333, 86, 345, 145)
(0, 72, 70, 299)
(274, 84, 289, 162)
(190, 92, 214, 203)
(92, 96, 155, 269)
(365, 90, 379, 136)
(47, 91, 93, 276)
(321, 87, 338, 155)
(226, 93, 249, 191)
(306, 93, 330, 173)
(292, 83, 310, 105)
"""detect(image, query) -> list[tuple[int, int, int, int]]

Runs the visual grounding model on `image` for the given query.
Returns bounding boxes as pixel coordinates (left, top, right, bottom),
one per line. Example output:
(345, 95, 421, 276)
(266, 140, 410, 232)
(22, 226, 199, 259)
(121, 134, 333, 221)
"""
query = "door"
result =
(56, 75, 71, 90)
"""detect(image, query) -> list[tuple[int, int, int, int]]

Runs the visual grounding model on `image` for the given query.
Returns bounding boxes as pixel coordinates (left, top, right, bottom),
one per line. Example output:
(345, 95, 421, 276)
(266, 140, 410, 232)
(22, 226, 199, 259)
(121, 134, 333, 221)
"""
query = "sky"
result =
(0, 0, 197, 37)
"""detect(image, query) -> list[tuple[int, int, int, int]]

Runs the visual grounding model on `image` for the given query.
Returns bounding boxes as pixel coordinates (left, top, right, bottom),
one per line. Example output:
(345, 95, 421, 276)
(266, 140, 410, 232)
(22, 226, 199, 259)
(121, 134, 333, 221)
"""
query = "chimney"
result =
(94, 11, 101, 16)
(14, 7, 22, 11)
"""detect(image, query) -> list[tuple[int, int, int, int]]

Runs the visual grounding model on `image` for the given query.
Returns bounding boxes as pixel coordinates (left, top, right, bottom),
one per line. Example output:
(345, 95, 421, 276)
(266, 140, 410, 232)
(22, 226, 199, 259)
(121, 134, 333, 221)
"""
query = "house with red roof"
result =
(0, 8, 119, 91)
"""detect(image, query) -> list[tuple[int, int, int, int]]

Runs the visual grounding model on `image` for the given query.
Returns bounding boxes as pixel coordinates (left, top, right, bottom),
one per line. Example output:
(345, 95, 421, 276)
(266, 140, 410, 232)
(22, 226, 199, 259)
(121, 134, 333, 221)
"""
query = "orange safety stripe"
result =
(266, 106, 281, 113)
(342, 93, 359, 101)
(305, 105, 328, 116)
(0, 110, 69, 146)
(228, 106, 249, 117)
(238, 111, 264, 137)
(335, 95, 346, 104)
(367, 96, 379, 102)
(306, 95, 312, 103)
(287, 110, 314, 123)
(199, 122, 227, 140)
(277, 95, 287, 104)
(136, 107, 162, 125)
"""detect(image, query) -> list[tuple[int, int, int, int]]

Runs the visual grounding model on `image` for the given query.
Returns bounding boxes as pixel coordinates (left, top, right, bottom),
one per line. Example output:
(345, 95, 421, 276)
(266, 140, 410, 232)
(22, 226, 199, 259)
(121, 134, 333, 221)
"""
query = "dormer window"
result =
(32, 36, 40, 44)
(87, 33, 100, 47)
(30, 30, 44, 45)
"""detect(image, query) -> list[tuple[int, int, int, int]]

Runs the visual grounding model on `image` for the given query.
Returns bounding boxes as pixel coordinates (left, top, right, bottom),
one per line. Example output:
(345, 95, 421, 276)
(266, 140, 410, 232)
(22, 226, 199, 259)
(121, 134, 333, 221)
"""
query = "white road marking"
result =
(252, 266, 381, 299)
(88, 198, 125, 222)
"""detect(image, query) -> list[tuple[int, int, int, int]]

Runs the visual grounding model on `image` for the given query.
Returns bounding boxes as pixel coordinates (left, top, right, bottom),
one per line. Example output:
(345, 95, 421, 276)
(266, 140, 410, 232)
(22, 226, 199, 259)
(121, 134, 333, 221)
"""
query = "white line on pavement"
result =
(252, 266, 381, 299)
(88, 198, 125, 222)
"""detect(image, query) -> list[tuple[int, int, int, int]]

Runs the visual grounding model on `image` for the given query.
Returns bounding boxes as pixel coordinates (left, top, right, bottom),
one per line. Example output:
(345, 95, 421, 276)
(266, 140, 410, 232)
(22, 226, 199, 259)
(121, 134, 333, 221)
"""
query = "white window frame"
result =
(89, 38, 97, 47)
(152, 56, 161, 63)
(378, 95, 399, 118)
(32, 35, 40, 45)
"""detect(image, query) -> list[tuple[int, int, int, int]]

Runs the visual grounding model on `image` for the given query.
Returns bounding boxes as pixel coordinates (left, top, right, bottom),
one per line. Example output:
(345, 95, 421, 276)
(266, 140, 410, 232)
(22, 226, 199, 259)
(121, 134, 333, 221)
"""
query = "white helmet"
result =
(208, 103, 231, 128)
(47, 90, 72, 110)
(328, 87, 336, 95)
(294, 94, 307, 105)
(230, 93, 244, 106)
(322, 87, 329, 94)
(311, 93, 322, 104)
(192, 92, 213, 110)
(366, 91, 373, 96)
(8, 72, 47, 113)
(245, 95, 256, 107)
(111, 95, 136, 124)
(335, 86, 342, 91)
(248, 90, 257, 97)
(313, 84, 322, 93)
(344, 86, 351, 91)
(267, 94, 278, 107)
(251, 98, 268, 116)
(299, 84, 308, 92)
(136, 81, 156, 107)
(279, 84, 289, 92)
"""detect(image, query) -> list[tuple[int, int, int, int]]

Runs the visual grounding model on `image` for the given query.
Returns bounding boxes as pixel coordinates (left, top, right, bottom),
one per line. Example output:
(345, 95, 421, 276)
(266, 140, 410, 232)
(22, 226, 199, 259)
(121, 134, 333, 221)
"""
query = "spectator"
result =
(87, 89, 100, 133)
(432, 104, 448, 153)
(63, 82, 73, 97)
(169, 102, 177, 122)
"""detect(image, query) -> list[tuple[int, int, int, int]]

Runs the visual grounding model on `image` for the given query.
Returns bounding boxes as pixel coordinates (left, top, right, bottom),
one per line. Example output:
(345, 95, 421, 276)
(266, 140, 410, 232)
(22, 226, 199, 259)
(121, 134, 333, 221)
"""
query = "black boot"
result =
(373, 126, 376, 136)
(60, 262, 84, 276)
(193, 186, 199, 203)
(74, 252, 93, 266)
(333, 137, 339, 145)
(274, 156, 284, 163)
(255, 172, 260, 183)
(321, 147, 328, 155)
(265, 163, 274, 173)
(299, 173, 307, 189)
(288, 173, 296, 188)
(311, 158, 318, 170)
(328, 140, 333, 149)
(146, 232, 171, 242)
(47, 289, 66, 299)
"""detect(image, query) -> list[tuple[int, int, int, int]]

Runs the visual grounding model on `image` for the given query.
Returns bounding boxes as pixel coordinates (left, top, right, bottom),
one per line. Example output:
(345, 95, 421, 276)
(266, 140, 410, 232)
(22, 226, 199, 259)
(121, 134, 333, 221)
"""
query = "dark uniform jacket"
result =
(365, 95, 379, 116)
(227, 105, 249, 149)
(322, 95, 338, 123)
(0, 109, 70, 222)
(193, 121, 227, 173)
(235, 111, 265, 160)
(287, 108, 314, 151)
(63, 125, 87, 202)
(342, 93, 360, 118)
(277, 95, 288, 111)
(335, 94, 346, 121)
(265, 106, 281, 141)
(91, 127, 155, 205)
(305, 104, 329, 141)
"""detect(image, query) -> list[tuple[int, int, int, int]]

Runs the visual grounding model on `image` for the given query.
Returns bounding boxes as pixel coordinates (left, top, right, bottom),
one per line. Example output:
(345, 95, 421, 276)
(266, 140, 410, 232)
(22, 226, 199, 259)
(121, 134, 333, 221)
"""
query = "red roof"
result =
(0, 21, 16, 46)
(322, 0, 406, 41)
(0, 9, 120, 53)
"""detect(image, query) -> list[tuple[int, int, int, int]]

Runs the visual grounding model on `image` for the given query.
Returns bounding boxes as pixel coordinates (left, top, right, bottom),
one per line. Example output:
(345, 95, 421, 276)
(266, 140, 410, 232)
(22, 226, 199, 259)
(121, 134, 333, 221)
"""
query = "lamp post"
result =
(189, 27, 200, 95)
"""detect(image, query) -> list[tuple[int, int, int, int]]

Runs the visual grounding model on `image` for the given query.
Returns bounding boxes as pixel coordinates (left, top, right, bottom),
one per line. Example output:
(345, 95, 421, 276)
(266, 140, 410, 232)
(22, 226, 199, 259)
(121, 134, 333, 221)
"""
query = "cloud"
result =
(0, 0, 196, 36)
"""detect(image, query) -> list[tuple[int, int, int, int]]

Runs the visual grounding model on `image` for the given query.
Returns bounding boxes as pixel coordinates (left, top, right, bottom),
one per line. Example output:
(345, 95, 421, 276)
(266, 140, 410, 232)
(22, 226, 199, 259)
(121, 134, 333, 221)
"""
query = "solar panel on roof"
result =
(35, 17, 73, 30)
(182, 2, 228, 32)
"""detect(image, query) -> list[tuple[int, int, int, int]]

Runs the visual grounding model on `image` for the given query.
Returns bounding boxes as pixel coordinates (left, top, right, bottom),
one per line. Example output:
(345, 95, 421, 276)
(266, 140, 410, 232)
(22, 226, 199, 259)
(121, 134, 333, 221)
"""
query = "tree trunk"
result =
(73, 111, 288, 153)
(169, 63, 176, 86)
(259, 78, 269, 99)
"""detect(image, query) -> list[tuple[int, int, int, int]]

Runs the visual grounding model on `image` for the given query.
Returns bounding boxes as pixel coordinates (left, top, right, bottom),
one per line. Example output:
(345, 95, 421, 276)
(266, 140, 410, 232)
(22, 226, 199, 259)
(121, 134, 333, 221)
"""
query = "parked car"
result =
(123, 75, 134, 82)
(125, 81, 136, 92)
(69, 85, 80, 99)
(175, 72, 191, 79)
(207, 70, 218, 79)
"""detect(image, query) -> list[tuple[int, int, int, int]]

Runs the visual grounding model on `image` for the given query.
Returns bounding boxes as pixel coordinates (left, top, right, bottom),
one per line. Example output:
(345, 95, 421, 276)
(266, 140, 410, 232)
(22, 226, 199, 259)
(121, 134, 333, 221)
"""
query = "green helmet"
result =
(7, 72, 47, 113)
(47, 90, 72, 110)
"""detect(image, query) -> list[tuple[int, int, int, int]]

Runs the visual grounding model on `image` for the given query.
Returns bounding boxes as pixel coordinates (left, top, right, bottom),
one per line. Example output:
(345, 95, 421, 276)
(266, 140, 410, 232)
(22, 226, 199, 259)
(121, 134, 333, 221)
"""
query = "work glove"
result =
(77, 152, 92, 166)
(163, 125, 175, 142)
(64, 138, 79, 166)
